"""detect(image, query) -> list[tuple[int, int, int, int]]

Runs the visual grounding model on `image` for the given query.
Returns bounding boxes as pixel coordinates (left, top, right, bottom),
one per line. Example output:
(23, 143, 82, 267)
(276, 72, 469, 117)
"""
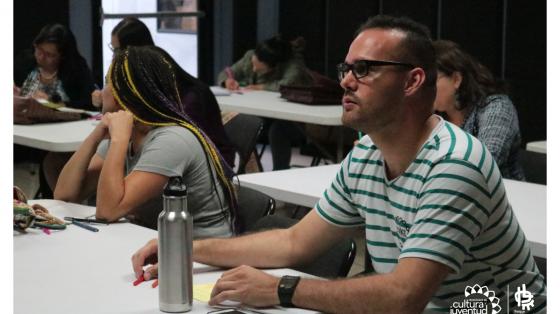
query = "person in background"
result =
(433, 40, 525, 180)
(90, 17, 235, 167)
(90, 17, 155, 108)
(217, 35, 312, 91)
(131, 15, 545, 312)
(217, 36, 313, 170)
(14, 23, 96, 198)
(55, 46, 236, 238)
(14, 23, 95, 110)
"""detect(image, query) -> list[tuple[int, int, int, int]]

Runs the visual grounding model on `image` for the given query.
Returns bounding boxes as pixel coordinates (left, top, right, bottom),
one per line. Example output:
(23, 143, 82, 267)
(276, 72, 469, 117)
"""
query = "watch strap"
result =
(278, 275, 301, 307)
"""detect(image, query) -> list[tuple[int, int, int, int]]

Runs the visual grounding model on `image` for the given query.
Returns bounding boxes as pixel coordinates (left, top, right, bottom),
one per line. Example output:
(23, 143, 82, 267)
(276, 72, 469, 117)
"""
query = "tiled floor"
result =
(13, 143, 366, 276)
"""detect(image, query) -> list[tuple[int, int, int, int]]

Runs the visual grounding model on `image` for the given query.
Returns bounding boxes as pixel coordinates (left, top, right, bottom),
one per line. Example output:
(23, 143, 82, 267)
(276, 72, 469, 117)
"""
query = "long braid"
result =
(109, 47, 239, 233)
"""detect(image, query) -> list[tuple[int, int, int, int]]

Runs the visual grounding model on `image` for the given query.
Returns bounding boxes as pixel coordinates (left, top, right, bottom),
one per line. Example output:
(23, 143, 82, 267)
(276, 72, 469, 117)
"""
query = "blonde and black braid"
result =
(108, 46, 238, 232)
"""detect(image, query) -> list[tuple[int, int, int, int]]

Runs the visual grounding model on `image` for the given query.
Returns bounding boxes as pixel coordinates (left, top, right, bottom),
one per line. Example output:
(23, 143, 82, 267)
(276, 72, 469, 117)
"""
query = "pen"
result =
(64, 216, 108, 225)
(71, 219, 99, 232)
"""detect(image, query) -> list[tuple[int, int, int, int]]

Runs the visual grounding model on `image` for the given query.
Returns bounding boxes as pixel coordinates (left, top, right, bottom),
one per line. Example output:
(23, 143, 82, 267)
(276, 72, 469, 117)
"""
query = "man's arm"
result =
(292, 258, 450, 313)
(209, 256, 450, 314)
(195, 210, 359, 268)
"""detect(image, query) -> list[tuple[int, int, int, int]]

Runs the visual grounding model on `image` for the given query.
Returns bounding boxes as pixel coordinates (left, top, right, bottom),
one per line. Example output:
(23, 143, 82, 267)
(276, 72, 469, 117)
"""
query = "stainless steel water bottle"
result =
(158, 176, 193, 312)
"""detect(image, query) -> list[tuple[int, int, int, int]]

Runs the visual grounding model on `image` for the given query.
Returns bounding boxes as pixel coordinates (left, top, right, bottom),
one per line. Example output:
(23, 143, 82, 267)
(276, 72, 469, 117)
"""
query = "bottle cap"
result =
(163, 176, 187, 197)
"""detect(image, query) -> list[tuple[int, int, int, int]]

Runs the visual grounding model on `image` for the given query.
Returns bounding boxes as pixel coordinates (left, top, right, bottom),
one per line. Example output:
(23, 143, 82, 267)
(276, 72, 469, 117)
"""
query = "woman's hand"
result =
(102, 110, 134, 143)
(209, 265, 280, 307)
(224, 78, 240, 91)
(91, 90, 103, 108)
(13, 84, 21, 96)
(32, 90, 49, 100)
(245, 84, 264, 91)
(131, 238, 159, 280)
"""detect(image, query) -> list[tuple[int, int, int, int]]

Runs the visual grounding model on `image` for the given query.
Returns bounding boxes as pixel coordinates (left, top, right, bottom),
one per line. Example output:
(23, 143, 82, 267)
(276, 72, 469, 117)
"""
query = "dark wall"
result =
(273, 0, 546, 144)
(13, 0, 70, 56)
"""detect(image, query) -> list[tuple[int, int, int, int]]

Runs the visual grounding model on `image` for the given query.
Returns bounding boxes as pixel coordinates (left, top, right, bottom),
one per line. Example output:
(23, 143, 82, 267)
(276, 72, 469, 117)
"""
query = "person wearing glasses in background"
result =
(433, 40, 525, 180)
(14, 24, 96, 198)
(132, 15, 546, 313)
(14, 23, 95, 110)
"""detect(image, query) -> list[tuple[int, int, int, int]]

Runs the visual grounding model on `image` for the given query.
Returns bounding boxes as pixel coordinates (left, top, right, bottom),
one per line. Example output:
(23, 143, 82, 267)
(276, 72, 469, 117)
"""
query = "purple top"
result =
(180, 83, 235, 168)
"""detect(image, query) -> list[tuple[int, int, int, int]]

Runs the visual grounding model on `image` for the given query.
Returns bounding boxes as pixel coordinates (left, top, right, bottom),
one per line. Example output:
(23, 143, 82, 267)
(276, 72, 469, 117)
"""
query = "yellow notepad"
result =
(193, 283, 215, 302)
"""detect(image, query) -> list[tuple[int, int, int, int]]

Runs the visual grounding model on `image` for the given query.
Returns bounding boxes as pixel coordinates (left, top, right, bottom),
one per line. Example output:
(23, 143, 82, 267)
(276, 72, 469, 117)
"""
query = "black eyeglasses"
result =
(336, 60, 415, 81)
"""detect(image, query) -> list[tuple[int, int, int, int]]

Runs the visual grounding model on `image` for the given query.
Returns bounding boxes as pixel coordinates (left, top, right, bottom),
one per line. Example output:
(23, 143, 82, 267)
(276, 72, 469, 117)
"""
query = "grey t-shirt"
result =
(97, 126, 232, 239)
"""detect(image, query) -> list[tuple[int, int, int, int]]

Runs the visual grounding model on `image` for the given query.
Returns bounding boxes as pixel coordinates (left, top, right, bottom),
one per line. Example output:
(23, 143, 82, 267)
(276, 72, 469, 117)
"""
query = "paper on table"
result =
(210, 86, 231, 96)
(193, 283, 215, 302)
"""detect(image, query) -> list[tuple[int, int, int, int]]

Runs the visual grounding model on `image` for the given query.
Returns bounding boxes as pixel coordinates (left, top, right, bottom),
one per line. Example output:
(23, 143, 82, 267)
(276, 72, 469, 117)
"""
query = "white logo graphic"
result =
(514, 284, 535, 311)
(450, 284, 501, 314)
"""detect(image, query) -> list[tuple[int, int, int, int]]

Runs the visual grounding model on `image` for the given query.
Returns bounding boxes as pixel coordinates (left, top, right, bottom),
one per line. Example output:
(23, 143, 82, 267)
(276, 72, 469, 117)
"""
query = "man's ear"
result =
(404, 67, 426, 96)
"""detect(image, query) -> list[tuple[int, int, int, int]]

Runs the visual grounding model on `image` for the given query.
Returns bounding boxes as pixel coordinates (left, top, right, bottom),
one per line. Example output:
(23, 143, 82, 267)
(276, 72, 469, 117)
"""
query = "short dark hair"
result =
(356, 15, 437, 89)
(254, 35, 293, 68)
(112, 17, 154, 48)
(433, 40, 506, 110)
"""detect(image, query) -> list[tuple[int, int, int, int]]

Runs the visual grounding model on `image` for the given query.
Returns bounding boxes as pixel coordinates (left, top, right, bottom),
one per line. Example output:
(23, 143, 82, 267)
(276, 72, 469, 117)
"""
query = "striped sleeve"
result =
(315, 155, 364, 227)
(400, 158, 492, 273)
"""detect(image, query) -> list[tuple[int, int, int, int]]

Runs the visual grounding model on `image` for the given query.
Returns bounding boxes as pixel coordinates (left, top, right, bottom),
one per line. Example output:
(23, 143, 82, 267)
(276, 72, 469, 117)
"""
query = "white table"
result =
(526, 141, 547, 154)
(14, 119, 98, 152)
(14, 200, 316, 314)
(216, 90, 342, 126)
(216, 90, 347, 161)
(238, 165, 547, 258)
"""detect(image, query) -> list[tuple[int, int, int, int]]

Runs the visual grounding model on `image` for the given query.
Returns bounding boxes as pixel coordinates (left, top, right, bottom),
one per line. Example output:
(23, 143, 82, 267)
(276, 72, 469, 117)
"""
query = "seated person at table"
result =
(132, 15, 546, 312)
(217, 36, 313, 170)
(14, 23, 96, 198)
(14, 23, 95, 110)
(90, 17, 235, 167)
(54, 46, 236, 239)
(433, 40, 524, 180)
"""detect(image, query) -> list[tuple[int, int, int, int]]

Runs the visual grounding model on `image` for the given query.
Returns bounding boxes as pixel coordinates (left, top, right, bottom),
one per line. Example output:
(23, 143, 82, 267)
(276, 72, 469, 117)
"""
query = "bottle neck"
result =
(163, 196, 188, 213)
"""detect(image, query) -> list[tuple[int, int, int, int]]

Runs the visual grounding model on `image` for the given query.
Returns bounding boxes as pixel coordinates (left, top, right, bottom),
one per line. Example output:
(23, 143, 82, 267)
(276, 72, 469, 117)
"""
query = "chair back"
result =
(518, 149, 546, 184)
(224, 114, 264, 174)
(251, 215, 356, 278)
(236, 185, 275, 233)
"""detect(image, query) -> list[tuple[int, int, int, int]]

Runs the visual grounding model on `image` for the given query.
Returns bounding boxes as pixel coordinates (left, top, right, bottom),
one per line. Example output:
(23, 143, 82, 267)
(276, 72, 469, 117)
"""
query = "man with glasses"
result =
(132, 15, 546, 313)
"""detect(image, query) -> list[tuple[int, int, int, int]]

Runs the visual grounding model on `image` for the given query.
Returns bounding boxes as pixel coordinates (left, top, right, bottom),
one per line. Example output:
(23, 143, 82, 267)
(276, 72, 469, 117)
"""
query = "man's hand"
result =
(91, 90, 103, 108)
(131, 238, 159, 280)
(209, 265, 280, 307)
(102, 110, 134, 143)
(224, 78, 240, 91)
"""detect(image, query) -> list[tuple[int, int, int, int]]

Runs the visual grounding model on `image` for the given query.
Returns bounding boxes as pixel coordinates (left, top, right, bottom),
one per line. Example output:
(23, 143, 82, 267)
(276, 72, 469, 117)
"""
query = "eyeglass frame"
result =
(336, 59, 415, 82)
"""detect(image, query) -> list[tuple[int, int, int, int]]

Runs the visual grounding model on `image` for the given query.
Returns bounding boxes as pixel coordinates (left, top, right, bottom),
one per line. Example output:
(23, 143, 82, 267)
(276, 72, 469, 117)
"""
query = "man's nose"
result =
(339, 71, 357, 91)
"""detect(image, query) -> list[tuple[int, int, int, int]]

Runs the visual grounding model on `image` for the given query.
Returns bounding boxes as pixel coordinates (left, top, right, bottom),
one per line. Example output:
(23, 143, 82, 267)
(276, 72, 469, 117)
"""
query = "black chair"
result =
(236, 185, 275, 233)
(251, 215, 357, 278)
(224, 114, 264, 174)
(518, 149, 546, 184)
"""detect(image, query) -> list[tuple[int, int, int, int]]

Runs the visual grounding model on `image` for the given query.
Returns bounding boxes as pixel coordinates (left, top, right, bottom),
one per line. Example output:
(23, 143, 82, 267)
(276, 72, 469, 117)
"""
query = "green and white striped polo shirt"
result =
(316, 117, 546, 313)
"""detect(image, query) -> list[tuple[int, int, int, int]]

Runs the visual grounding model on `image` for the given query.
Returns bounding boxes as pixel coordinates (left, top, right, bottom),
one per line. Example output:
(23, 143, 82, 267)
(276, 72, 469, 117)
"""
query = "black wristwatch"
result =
(278, 275, 301, 307)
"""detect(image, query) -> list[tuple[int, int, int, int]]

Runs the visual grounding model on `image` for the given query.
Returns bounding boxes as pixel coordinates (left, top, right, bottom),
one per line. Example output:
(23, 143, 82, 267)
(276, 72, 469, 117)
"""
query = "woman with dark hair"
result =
(14, 23, 95, 110)
(91, 17, 154, 107)
(55, 46, 236, 238)
(433, 40, 524, 180)
(90, 17, 234, 167)
(218, 36, 313, 171)
(217, 35, 312, 91)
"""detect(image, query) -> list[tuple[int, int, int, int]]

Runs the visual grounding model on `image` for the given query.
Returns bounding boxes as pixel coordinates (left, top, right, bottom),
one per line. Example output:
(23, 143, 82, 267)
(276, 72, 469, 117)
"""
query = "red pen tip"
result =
(133, 274, 145, 286)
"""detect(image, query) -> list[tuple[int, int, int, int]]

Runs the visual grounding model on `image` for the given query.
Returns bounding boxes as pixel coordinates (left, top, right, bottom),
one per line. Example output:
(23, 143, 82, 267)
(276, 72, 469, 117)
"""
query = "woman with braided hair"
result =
(54, 46, 236, 238)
